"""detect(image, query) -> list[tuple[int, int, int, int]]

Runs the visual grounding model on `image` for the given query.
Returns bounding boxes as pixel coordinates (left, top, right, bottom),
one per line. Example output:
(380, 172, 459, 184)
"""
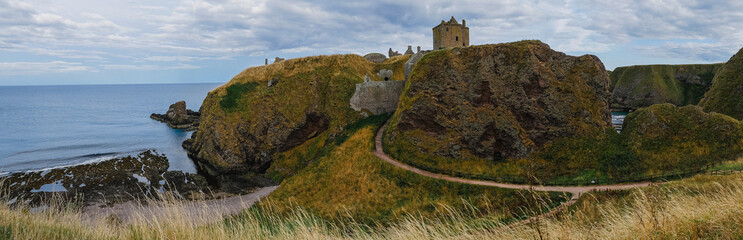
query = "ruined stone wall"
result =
(349, 80, 406, 116)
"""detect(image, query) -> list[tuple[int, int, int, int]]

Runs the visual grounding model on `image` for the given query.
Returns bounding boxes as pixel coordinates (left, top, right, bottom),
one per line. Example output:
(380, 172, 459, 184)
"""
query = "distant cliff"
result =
(610, 64, 722, 110)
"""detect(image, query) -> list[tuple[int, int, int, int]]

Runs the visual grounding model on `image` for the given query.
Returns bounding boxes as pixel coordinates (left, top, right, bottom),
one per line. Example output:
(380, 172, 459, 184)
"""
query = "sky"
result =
(1, 0, 742, 86)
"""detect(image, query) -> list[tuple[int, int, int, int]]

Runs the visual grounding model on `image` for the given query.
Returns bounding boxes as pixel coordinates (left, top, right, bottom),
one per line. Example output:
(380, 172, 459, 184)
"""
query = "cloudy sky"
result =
(1, 0, 742, 86)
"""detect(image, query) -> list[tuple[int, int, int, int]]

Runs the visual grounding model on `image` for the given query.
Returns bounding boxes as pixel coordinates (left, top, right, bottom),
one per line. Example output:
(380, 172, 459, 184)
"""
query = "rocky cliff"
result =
(699, 48, 743, 119)
(610, 64, 722, 110)
(186, 54, 409, 186)
(384, 40, 612, 164)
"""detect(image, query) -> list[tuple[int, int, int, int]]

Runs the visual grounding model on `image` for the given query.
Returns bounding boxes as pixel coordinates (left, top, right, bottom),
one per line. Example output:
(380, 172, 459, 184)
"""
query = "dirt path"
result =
(373, 120, 651, 224)
(83, 186, 278, 225)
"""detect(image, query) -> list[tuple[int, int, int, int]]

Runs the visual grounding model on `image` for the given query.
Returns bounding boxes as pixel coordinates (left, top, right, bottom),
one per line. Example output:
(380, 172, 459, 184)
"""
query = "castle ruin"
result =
(433, 17, 469, 50)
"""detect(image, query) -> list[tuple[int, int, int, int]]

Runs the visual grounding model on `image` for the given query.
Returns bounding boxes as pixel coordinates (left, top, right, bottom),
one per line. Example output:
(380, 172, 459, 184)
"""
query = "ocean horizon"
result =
(0, 83, 222, 174)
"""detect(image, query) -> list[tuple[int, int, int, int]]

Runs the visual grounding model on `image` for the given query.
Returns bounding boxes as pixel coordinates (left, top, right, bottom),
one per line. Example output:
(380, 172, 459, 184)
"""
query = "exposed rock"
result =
(0, 151, 213, 207)
(364, 74, 371, 83)
(363, 53, 387, 63)
(377, 69, 393, 81)
(268, 78, 279, 87)
(700, 47, 743, 119)
(621, 104, 743, 171)
(349, 80, 406, 116)
(150, 101, 200, 131)
(385, 40, 611, 162)
(610, 64, 722, 111)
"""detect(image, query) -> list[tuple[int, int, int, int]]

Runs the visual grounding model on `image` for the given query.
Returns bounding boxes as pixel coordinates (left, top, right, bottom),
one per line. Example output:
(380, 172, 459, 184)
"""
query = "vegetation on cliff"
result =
(610, 64, 722, 110)
(383, 40, 613, 181)
(259, 115, 566, 223)
(619, 104, 743, 174)
(699, 48, 743, 119)
(188, 54, 409, 185)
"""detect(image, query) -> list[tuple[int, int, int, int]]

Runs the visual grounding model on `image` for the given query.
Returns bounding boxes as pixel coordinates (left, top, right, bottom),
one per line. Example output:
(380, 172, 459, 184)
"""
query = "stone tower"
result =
(432, 16, 469, 50)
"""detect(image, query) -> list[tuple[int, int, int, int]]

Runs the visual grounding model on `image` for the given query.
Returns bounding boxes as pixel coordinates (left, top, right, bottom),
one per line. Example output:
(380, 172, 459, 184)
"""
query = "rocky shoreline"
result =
(0, 151, 215, 207)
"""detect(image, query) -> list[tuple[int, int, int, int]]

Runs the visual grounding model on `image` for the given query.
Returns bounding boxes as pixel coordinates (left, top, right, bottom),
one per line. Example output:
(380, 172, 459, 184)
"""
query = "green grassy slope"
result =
(699, 47, 743, 119)
(259, 115, 567, 223)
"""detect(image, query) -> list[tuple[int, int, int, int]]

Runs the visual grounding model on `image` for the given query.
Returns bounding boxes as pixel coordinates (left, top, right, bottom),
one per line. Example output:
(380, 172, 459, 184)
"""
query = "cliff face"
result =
(699, 48, 743, 119)
(384, 41, 612, 163)
(187, 54, 409, 184)
(620, 104, 743, 172)
(610, 64, 722, 110)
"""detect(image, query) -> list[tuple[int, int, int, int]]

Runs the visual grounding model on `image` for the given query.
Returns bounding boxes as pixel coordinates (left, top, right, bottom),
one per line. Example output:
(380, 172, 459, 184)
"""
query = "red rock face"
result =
(386, 40, 612, 162)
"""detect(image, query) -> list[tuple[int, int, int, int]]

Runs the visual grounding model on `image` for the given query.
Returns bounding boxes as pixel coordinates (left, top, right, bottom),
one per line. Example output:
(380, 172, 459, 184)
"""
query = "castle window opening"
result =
(456, 36, 459, 41)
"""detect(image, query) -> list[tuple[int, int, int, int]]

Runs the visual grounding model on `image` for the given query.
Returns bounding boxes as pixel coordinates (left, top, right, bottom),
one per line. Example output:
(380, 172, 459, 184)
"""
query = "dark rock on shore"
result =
(0, 151, 213, 207)
(150, 101, 200, 131)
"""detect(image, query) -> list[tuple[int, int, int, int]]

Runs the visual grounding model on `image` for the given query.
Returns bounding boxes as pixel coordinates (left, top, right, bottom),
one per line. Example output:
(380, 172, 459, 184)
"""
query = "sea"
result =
(0, 83, 222, 175)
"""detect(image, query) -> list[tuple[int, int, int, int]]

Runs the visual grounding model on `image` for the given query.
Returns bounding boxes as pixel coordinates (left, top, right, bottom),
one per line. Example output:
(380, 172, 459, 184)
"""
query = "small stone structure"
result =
(265, 57, 286, 65)
(388, 48, 401, 58)
(349, 80, 406, 116)
(377, 69, 393, 81)
(433, 16, 469, 50)
(404, 45, 414, 55)
(363, 53, 387, 63)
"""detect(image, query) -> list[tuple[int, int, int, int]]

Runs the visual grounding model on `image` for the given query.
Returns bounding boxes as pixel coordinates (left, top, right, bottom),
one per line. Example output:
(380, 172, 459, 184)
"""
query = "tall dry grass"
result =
(2, 174, 743, 239)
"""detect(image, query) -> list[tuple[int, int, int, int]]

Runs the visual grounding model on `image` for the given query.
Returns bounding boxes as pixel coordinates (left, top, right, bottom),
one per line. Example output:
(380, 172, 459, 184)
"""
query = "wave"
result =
(1, 149, 149, 174)
(7, 144, 110, 157)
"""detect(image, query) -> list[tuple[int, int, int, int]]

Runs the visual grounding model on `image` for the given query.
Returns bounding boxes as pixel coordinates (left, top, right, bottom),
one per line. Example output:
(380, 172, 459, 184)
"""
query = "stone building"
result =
(432, 17, 469, 50)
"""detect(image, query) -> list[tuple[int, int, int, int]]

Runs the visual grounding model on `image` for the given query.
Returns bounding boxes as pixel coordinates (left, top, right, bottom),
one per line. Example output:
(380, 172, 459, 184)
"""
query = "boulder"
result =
(385, 40, 612, 162)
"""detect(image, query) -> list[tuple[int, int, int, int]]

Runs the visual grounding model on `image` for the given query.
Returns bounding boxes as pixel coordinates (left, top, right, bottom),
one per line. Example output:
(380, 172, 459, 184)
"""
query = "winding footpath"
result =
(373, 120, 652, 224)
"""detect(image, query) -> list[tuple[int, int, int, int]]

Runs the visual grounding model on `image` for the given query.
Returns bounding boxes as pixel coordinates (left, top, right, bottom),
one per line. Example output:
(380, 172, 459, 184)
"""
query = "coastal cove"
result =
(0, 83, 222, 174)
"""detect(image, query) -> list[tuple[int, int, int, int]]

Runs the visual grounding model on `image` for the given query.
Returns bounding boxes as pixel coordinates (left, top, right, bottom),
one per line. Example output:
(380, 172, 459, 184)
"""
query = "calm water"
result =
(0, 83, 222, 174)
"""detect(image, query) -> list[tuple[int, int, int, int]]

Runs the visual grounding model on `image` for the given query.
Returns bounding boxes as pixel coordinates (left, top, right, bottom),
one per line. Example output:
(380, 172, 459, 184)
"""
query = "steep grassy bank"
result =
(259, 115, 567, 223)
(610, 64, 722, 110)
